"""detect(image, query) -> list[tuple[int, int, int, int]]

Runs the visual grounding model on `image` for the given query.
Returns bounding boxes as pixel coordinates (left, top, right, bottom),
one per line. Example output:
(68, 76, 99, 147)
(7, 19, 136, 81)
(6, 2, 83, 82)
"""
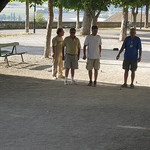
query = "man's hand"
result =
(62, 55, 65, 60)
(52, 53, 56, 59)
(137, 57, 141, 62)
(116, 54, 120, 60)
(83, 55, 86, 60)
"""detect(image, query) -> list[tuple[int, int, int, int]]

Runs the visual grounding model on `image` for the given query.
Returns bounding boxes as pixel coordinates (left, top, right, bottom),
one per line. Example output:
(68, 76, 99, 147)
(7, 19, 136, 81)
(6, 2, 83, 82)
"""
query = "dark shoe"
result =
(121, 83, 127, 88)
(130, 84, 134, 88)
(94, 81, 97, 87)
(88, 81, 92, 86)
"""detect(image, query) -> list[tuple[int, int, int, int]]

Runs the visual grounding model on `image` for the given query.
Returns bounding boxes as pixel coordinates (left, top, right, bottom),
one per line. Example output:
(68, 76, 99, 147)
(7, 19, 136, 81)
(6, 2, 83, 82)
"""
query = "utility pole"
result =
(33, 3, 36, 33)
(140, 7, 142, 29)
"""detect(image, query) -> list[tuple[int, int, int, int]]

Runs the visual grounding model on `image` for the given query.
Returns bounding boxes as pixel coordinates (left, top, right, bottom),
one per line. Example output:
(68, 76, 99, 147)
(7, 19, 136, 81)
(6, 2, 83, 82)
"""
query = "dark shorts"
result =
(64, 54, 78, 69)
(123, 59, 138, 71)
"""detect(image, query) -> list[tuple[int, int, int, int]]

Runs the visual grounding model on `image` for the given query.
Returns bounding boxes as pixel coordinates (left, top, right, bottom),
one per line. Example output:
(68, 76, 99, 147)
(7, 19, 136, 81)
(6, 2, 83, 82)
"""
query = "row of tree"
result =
(0, 13, 22, 21)
(44, 0, 150, 58)
(0, 0, 149, 58)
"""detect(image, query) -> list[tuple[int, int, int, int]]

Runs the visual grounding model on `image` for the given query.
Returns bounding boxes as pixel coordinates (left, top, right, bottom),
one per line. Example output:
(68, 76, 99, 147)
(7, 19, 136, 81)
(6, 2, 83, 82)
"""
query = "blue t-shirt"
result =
(122, 36, 142, 60)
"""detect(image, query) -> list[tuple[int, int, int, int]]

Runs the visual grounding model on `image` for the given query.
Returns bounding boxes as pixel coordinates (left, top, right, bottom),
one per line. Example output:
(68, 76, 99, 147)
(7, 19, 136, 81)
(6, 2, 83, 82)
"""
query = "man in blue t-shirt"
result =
(116, 28, 142, 88)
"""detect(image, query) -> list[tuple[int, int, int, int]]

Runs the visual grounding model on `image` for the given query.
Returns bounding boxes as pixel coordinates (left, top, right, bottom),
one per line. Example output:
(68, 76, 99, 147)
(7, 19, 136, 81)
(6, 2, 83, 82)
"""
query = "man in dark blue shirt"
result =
(116, 28, 142, 88)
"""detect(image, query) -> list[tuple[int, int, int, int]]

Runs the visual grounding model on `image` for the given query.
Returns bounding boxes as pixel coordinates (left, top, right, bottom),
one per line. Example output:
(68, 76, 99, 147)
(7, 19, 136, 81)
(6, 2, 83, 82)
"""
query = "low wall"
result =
(0, 21, 149, 29)
(0, 21, 80, 29)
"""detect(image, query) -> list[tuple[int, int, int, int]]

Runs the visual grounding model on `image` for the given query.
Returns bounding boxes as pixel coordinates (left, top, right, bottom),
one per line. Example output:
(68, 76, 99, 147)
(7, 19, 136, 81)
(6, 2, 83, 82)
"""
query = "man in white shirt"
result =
(83, 26, 102, 87)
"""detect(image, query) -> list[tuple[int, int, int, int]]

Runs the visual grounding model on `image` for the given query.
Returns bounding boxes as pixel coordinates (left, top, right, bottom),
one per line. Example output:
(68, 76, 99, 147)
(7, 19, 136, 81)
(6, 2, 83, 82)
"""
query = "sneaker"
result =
(94, 81, 97, 87)
(64, 80, 68, 85)
(71, 80, 77, 85)
(130, 84, 134, 89)
(121, 83, 127, 88)
(52, 76, 57, 80)
(88, 81, 92, 86)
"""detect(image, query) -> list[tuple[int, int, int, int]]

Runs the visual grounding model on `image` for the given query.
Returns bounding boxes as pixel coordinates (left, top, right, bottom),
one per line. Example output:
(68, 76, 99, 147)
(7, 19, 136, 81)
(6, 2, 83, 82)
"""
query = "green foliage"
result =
(53, 0, 110, 12)
(111, 0, 145, 8)
(11, 0, 47, 6)
(30, 12, 46, 21)
(84, 0, 110, 11)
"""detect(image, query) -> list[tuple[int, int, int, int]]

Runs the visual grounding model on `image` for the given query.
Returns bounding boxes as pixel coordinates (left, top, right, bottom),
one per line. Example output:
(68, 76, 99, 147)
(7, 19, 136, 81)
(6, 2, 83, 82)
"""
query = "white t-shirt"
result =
(84, 34, 102, 59)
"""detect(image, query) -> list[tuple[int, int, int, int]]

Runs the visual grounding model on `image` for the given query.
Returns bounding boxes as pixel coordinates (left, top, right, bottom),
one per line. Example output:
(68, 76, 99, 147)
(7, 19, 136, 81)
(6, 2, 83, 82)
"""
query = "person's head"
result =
(57, 28, 64, 36)
(92, 25, 98, 36)
(70, 28, 76, 37)
(130, 28, 136, 38)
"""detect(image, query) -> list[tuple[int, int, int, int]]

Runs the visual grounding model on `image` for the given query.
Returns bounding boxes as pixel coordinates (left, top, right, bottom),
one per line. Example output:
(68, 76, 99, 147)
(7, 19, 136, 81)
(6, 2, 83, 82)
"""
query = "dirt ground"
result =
(0, 28, 150, 150)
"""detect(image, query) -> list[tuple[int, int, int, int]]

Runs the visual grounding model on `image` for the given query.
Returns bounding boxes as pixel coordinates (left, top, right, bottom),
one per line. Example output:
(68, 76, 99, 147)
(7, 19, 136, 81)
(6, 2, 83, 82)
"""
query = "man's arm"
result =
(52, 46, 56, 59)
(138, 39, 142, 62)
(138, 49, 142, 62)
(116, 47, 124, 60)
(78, 48, 80, 60)
(83, 45, 87, 60)
(62, 46, 65, 60)
(99, 45, 101, 57)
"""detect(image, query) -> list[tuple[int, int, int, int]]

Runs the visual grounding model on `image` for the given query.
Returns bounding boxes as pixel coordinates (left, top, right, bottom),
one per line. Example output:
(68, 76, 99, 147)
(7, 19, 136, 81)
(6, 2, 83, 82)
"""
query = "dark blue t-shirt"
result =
(122, 36, 142, 60)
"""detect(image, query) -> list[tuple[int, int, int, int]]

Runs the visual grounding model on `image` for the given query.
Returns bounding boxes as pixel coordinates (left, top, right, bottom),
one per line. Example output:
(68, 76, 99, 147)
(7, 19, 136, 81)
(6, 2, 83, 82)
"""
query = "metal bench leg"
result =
(5, 55, 9, 66)
(21, 54, 24, 62)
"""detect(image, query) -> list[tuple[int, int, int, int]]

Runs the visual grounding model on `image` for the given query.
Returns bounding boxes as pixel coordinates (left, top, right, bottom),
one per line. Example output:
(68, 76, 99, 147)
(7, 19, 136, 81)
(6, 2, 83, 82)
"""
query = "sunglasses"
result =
(70, 32, 75, 34)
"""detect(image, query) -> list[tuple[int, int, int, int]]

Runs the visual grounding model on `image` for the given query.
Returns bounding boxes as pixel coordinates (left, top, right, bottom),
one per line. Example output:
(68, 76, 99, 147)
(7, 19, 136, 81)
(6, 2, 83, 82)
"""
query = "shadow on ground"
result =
(0, 74, 150, 150)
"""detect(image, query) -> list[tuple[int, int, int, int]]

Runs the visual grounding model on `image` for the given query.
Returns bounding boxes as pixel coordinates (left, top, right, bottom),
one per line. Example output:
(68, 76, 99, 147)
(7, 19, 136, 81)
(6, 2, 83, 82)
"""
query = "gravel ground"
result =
(0, 28, 150, 150)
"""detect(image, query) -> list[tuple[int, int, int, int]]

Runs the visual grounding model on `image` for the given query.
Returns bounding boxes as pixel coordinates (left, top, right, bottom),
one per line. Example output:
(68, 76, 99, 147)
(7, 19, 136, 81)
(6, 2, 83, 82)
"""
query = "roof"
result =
(104, 11, 150, 22)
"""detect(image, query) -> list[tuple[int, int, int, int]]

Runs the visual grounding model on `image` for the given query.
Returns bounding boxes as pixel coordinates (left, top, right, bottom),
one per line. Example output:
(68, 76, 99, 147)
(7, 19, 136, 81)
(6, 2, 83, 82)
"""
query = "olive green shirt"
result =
(52, 36, 63, 57)
(63, 36, 81, 55)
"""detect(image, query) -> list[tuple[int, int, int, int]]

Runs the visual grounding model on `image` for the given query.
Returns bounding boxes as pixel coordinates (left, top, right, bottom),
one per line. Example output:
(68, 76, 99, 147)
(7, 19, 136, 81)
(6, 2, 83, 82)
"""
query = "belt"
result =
(66, 53, 77, 56)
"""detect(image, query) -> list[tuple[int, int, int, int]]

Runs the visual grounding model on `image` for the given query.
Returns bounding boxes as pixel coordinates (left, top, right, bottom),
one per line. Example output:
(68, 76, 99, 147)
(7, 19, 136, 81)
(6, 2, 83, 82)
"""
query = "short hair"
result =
(92, 25, 98, 30)
(70, 28, 76, 32)
(130, 28, 136, 32)
(57, 28, 63, 35)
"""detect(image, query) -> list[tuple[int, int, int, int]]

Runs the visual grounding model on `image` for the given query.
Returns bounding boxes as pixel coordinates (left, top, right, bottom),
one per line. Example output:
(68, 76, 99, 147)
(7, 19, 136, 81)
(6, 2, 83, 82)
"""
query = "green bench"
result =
(0, 42, 26, 66)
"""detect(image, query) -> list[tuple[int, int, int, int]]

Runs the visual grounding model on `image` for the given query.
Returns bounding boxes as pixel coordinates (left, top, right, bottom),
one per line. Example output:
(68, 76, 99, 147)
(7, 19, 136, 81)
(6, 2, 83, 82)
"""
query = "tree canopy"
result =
(0, 0, 10, 12)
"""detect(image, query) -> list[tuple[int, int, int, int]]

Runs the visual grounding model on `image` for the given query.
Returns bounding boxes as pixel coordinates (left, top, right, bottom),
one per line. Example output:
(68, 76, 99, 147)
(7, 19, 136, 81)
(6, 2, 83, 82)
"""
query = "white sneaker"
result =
(52, 76, 57, 80)
(71, 80, 77, 85)
(64, 80, 68, 85)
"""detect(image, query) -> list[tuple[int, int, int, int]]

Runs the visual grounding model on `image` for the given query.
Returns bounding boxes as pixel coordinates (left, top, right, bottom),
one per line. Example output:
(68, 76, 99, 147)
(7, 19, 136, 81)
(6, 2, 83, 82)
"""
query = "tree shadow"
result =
(30, 65, 52, 71)
(0, 74, 150, 150)
(18, 45, 52, 55)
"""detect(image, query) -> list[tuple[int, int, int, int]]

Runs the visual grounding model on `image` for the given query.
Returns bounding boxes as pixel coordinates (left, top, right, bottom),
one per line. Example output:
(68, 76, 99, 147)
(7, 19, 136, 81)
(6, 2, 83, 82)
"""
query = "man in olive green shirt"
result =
(62, 28, 81, 85)
(52, 28, 64, 79)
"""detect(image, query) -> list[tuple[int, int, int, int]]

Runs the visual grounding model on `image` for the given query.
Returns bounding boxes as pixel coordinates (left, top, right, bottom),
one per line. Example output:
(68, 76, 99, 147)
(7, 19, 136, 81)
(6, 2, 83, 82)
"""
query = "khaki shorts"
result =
(64, 54, 78, 69)
(123, 59, 138, 71)
(86, 59, 100, 70)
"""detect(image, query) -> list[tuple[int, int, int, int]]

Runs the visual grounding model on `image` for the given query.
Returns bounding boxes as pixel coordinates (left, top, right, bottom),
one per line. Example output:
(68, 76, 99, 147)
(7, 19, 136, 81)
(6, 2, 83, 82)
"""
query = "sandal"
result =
(88, 81, 92, 86)
(130, 84, 134, 88)
(121, 83, 127, 88)
(94, 81, 97, 87)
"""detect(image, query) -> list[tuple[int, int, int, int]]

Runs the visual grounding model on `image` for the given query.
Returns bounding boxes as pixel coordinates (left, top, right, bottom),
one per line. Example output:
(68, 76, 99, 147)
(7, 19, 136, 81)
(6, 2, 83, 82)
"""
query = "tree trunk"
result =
(119, 7, 128, 41)
(44, 0, 53, 58)
(144, 3, 149, 28)
(57, 4, 62, 28)
(81, 8, 92, 35)
(132, 7, 138, 29)
(25, 0, 29, 33)
(0, 0, 10, 12)
(91, 11, 101, 26)
(91, 11, 97, 26)
(76, 9, 80, 29)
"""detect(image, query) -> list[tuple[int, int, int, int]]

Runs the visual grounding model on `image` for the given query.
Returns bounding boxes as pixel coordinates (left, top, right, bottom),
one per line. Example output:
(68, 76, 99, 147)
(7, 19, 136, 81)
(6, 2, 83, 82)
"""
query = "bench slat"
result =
(0, 42, 19, 48)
